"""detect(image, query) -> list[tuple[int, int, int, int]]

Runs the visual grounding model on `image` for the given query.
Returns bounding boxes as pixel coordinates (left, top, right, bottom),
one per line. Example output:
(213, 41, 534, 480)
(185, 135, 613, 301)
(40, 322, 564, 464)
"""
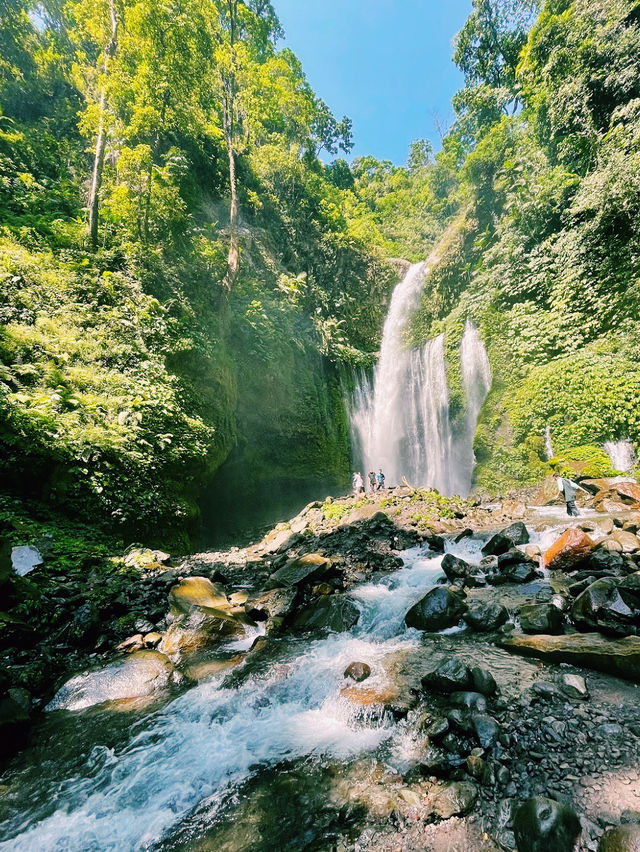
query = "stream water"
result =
(0, 528, 566, 851)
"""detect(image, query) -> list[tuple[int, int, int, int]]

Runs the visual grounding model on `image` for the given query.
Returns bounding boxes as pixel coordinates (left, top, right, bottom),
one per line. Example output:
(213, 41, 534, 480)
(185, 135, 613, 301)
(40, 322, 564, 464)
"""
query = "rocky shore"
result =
(3, 475, 640, 851)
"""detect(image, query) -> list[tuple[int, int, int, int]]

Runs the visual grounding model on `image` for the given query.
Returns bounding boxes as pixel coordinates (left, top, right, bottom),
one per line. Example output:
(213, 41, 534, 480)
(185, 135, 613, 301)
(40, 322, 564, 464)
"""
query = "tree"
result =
(84, 0, 120, 248)
(453, 0, 538, 144)
(213, 0, 281, 289)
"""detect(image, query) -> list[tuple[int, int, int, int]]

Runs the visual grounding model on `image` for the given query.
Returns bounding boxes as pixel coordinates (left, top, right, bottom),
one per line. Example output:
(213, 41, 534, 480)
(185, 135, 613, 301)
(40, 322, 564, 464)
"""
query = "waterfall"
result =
(604, 439, 637, 472)
(544, 425, 554, 460)
(349, 264, 491, 496)
(457, 318, 493, 494)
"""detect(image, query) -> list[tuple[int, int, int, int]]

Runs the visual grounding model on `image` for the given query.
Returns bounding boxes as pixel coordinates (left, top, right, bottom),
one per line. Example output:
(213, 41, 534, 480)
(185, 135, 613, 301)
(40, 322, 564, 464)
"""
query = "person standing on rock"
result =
(556, 475, 589, 517)
(368, 471, 376, 492)
(376, 468, 385, 491)
(352, 471, 364, 494)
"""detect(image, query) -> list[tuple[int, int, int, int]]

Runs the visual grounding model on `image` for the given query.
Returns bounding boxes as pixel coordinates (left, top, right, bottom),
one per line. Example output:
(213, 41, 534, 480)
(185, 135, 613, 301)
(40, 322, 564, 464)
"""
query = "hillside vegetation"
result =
(2, 0, 640, 557)
(364, 0, 640, 492)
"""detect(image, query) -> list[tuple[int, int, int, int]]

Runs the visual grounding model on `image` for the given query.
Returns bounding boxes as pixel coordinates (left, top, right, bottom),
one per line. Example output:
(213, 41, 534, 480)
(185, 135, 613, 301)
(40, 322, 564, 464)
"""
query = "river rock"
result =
(269, 553, 331, 588)
(611, 530, 640, 553)
(598, 824, 640, 851)
(488, 560, 538, 585)
(500, 632, 640, 682)
(464, 601, 509, 632)
(441, 553, 476, 582)
(519, 603, 564, 635)
(160, 607, 245, 656)
(560, 672, 589, 700)
(404, 586, 467, 631)
(472, 713, 500, 748)
(123, 545, 170, 570)
(422, 658, 472, 693)
(482, 522, 530, 557)
(169, 576, 230, 616)
(344, 661, 371, 682)
(245, 587, 297, 625)
(543, 529, 595, 571)
(571, 578, 639, 636)
(45, 651, 182, 711)
(450, 691, 487, 712)
(292, 594, 359, 633)
(427, 781, 478, 819)
(513, 796, 581, 852)
(471, 665, 498, 696)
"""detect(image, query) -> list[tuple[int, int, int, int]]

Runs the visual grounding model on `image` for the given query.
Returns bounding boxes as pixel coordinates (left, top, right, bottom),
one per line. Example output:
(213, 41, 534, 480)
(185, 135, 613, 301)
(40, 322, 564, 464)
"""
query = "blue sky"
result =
(274, 0, 474, 165)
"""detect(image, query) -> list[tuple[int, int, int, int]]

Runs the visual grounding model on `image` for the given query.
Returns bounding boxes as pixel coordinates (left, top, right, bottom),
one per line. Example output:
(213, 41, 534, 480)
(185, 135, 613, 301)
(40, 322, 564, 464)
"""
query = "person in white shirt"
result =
(556, 475, 589, 517)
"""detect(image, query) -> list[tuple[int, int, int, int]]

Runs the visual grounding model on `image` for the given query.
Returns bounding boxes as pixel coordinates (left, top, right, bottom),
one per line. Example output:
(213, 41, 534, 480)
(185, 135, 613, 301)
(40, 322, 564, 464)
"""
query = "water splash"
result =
(604, 439, 637, 472)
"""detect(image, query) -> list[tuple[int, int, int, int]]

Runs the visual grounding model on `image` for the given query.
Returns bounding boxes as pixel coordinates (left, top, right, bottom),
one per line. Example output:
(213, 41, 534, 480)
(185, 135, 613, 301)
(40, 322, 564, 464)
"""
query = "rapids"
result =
(0, 531, 544, 852)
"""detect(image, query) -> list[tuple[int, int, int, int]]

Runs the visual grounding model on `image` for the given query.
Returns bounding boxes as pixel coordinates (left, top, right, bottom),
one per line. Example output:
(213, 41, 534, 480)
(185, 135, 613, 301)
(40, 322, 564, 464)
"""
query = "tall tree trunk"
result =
(88, 0, 119, 249)
(222, 0, 239, 290)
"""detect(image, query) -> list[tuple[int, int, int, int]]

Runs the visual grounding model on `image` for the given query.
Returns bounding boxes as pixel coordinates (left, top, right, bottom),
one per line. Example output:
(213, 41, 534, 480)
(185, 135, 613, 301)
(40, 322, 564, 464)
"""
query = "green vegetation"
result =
(361, 0, 640, 493)
(0, 0, 399, 546)
(2, 0, 640, 548)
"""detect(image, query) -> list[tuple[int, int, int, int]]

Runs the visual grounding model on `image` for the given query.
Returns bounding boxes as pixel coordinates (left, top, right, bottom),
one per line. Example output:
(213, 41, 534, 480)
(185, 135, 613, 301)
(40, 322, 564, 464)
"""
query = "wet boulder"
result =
(404, 586, 467, 632)
(543, 529, 595, 572)
(421, 657, 472, 693)
(344, 661, 371, 682)
(571, 578, 639, 636)
(45, 651, 183, 711)
(169, 576, 231, 616)
(464, 601, 509, 632)
(441, 553, 477, 583)
(427, 781, 478, 819)
(611, 530, 640, 554)
(472, 713, 500, 748)
(519, 603, 564, 635)
(488, 560, 538, 585)
(513, 796, 581, 852)
(245, 587, 297, 630)
(482, 522, 530, 557)
(160, 607, 245, 657)
(292, 594, 359, 633)
(449, 691, 487, 713)
(598, 824, 640, 851)
(471, 665, 498, 697)
(268, 553, 331, 588)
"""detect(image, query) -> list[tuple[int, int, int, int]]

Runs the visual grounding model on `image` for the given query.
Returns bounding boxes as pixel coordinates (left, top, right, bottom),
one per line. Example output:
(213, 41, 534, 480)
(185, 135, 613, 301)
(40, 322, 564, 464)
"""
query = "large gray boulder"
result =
(421, 658, 472, 693)
(482, 522, 530, 557)
(405, 586, 467, 631)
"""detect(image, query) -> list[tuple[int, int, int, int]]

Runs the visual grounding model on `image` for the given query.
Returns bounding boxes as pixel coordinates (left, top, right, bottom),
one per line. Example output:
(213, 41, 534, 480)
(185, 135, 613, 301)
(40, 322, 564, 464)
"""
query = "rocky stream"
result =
(3, 480, 640, 851)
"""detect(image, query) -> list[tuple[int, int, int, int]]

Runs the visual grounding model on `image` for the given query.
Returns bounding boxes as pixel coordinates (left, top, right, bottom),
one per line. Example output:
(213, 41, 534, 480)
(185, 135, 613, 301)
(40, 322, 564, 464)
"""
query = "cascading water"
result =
(604, 439, 637, 473)
(545, 425, 555, 460)
(349, 265, 491, 495)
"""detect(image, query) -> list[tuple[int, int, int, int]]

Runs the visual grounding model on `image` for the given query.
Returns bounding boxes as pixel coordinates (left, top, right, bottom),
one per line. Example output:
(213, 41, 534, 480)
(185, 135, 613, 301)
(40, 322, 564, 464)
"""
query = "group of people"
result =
(352, 469, 385, 494)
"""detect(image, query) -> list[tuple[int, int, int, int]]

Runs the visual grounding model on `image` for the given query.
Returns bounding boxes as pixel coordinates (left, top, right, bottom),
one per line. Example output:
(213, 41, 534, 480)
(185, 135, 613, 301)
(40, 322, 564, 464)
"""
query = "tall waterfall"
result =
(349, 264, 491, 496)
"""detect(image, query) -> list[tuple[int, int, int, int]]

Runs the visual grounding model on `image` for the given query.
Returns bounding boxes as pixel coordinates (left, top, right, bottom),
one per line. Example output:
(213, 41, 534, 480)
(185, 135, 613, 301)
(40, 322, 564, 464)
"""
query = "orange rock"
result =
(543, 528, 595, 571)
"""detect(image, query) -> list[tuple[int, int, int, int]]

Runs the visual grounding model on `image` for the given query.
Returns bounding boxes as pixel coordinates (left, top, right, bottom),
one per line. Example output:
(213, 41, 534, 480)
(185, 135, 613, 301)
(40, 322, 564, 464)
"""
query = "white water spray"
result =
(604, 439, 637, 472)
